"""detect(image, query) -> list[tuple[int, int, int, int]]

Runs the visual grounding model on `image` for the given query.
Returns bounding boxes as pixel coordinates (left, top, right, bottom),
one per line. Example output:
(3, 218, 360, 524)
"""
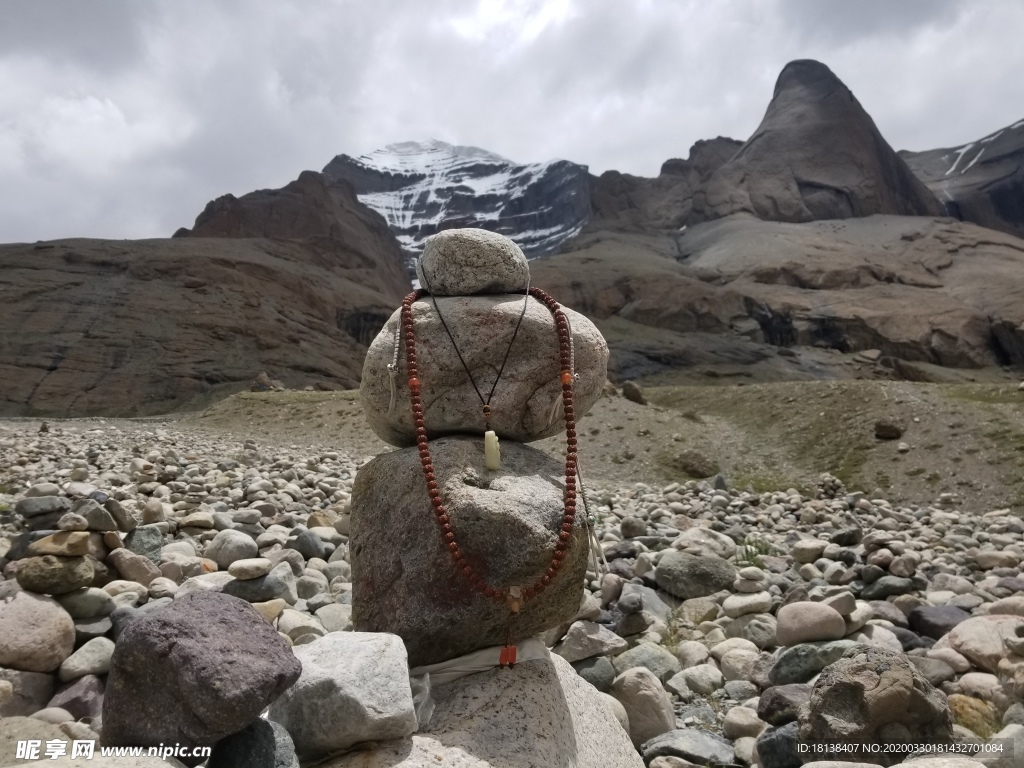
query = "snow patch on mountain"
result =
(322, 140, 591, 261)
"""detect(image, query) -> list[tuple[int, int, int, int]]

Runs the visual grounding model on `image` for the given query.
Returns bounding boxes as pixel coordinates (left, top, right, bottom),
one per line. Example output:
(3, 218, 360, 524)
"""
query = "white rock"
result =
(323, 653, 643, 767)
(680, 664, 724, 695)
(58, 637, 115, 682)
(723, 591, 773, 618)
(416, 228, 530, 297)
(554, 621, 628, 663)
(268, 632, 417, 761)
(723, 706, 768, 739)
(776, 602, 846, 646)
(228, 557, 274, 580)
(609, 667, 675, 748)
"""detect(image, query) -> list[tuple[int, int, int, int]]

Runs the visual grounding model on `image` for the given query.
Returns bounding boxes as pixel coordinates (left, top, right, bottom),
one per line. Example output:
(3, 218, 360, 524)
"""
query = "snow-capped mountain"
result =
(322, 140, 591, 260)
(900, 117, 1024, 240)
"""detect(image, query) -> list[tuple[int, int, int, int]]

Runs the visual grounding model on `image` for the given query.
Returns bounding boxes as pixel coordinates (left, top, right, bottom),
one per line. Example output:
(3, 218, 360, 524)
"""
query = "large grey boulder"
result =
(102, 591, 300, 764)
(351, 437, 590, 667)
(798, 646, 952, 766)
(416, 228, 530, 296)
(0, 591, 75, 673)
(360, 295, 608, 447)
(322, 652, 643, 767)
(654, 551, 737, 599)
(268, 632, 416, 761)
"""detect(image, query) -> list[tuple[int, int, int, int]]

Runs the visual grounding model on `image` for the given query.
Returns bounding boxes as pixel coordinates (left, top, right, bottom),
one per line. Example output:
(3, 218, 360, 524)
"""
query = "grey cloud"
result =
(777, 0, 964, 45)
(0, 0, 1021, 242)
(0, 0, 155, 73)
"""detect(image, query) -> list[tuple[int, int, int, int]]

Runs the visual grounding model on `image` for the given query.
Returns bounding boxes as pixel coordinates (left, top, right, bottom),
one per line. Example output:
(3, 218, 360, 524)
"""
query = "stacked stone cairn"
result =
(335, 228, 648, 766)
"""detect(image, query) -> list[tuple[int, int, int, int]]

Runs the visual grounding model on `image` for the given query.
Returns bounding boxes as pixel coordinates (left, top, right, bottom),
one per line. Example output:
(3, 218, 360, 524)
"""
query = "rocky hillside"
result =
(324, 140, 592, 260)
(0, 165, 414, 417)
(901, 118, 1024, 241)
(532, 215, 1024, 382)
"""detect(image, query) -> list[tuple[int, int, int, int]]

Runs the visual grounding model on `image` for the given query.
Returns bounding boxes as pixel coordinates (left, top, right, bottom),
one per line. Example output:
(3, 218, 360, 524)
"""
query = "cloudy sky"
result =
(2, 0, 1022, 242)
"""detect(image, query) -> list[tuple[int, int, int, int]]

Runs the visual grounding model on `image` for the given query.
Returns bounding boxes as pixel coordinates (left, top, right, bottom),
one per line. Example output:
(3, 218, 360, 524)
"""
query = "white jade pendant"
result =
(484, 430, 501, 470)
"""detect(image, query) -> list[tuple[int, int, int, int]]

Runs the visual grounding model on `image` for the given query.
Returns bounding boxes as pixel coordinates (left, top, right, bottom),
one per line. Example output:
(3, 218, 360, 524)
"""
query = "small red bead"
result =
(437, 513, 449, 524)
(408, 377, 421, 392)
(541, 575, 551, 585)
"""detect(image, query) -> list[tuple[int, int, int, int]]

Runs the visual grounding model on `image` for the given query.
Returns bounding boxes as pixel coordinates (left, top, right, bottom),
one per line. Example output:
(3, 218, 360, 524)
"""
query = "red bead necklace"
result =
(400, 287, 578, 667)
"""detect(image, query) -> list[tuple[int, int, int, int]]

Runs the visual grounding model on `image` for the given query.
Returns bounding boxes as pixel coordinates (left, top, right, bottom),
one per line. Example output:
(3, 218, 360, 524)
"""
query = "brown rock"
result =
(874, 418, 905, 440)
(26, 532, 91, 558)
(621, 381, 648, 405)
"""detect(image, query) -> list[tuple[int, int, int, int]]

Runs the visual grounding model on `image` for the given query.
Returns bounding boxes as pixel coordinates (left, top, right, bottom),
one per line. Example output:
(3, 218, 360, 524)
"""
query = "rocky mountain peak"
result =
(690, 58, 944, 224)
(323, 140, 592, 261)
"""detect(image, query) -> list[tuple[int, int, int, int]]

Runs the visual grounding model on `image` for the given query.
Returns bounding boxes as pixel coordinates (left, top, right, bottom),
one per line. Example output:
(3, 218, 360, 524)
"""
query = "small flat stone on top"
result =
(416, 228, 529, 296)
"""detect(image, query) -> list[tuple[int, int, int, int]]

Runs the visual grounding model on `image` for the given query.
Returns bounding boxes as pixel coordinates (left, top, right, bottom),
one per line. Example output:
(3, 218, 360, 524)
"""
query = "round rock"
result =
(0, 591, 75, 673)
(15, 555, 94, 596)
(416, 228, 529, 296)
(360, 296, 608, 446)
(775, 601, 847, 646)
(204, 529, 258, 570)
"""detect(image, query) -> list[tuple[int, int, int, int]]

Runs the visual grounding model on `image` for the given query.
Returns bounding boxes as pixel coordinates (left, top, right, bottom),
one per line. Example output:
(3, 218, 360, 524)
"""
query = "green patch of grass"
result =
(946, 385, 1024, 406)
(736, 534, 773, 568)
(236, 390, 359, 404)
(732, 469, 812, 497)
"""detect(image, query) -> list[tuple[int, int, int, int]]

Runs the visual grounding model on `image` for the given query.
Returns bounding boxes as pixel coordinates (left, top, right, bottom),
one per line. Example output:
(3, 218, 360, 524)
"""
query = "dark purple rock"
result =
(47, 674, 104, 721)
(908, 604, 972, 640)
(607, 558, 635, 580)
(603, 541, 639, 561)
(830, 527, 863, 546)
(756, 722, 803, 768)
(101, 591, 300, 764)
(859, 576, 914, 600)
(891, 626, 932, 651)
(286, 529, 325, 562)
(758, 684, 812, 726)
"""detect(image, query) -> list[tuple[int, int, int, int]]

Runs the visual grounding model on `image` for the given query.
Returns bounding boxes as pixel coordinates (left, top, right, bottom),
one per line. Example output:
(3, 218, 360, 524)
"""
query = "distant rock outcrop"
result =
(174, 170, 409, 299)
(323, 140, 592, 259)
(690, 60, 945, 224)
(588, 137, 742, 232)
(901, 118, 1024, 240)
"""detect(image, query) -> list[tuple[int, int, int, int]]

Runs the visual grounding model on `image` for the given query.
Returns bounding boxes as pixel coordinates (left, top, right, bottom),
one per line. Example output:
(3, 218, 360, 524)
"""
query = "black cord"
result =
(418, 262, 531, 413)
